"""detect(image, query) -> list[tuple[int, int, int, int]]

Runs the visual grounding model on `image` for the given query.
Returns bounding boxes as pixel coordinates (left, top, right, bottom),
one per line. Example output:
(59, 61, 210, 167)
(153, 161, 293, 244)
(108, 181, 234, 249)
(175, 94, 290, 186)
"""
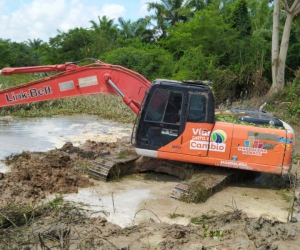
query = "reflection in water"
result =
(0, 115, 132, 172)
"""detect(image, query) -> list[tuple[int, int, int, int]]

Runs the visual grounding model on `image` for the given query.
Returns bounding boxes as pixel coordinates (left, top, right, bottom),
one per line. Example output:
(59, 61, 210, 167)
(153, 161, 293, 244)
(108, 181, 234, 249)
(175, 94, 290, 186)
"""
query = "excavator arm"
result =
(0, 61, 151, 114)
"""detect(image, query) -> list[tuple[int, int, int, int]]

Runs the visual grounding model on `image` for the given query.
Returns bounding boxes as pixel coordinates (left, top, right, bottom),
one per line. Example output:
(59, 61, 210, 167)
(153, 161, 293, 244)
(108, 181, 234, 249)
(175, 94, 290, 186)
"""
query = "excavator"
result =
(0, 60, 295, 200)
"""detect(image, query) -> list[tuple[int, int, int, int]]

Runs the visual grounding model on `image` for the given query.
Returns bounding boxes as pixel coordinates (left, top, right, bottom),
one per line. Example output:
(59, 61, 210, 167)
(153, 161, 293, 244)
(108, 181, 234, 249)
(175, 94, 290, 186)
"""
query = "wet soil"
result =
(1, 134, 300, 249)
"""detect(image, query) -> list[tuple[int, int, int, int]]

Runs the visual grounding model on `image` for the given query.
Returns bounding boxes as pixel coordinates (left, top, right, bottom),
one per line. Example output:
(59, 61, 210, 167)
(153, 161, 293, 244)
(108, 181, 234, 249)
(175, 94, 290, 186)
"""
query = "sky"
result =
(0, 0, 153, 43)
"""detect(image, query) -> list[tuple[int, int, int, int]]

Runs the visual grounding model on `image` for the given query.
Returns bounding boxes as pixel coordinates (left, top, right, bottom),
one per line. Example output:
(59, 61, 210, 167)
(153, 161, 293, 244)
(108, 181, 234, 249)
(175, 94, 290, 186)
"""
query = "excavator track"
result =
(171, 183, 190, 199)
(89, 159, 116, 181)
(170, 167, 240, 202)
(88, 150, 240, 203)
(88, 156, 139, 181)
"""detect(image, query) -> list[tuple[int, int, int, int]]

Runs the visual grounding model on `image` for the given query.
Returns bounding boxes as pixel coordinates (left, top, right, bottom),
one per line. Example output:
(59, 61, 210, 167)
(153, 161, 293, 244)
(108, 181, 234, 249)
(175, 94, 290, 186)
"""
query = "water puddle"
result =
(0, 115, 132, 172)
(64, 188, 151, 228)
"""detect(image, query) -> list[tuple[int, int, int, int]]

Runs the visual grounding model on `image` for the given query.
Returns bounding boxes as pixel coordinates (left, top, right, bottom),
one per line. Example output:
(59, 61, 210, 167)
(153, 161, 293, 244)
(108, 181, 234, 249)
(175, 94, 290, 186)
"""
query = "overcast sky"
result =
(0, 0, 152, 43)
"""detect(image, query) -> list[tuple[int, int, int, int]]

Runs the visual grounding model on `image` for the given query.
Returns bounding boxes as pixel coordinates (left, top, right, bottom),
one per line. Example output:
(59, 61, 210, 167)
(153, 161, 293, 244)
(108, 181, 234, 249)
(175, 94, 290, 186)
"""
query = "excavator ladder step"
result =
(88, 158, 116, 181)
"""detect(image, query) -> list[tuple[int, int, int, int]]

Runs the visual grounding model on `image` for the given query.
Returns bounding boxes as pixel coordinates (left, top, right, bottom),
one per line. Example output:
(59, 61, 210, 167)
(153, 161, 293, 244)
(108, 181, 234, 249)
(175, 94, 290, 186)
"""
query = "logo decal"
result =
(5, 86, 52, 103)
(211, 130, 227, 143)
(278, 137, 293, 150)
(238, 136, 267, 156)
(190, 129, 227, 152)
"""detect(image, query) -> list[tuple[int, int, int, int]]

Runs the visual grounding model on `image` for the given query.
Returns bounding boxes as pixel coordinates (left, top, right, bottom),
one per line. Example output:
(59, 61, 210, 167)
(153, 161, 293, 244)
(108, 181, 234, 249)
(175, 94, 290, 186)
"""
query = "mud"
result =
(2, 202, 300, 249)
(1, 136, 300, 249)
(0, 149, 92, 204)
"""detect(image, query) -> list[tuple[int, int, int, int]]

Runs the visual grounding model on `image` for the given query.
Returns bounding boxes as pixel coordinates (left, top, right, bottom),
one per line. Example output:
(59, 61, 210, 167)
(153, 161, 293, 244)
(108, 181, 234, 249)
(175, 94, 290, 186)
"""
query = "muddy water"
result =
(0, 115, 298, 228)
(62, 174, 292, 228)
(64, 188, 152, 228)
(0, 115, 132, 172)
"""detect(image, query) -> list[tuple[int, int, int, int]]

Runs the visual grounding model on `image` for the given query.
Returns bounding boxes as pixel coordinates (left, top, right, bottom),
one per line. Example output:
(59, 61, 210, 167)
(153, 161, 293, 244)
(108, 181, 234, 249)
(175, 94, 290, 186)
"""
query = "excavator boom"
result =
(0, 62, 151, 114)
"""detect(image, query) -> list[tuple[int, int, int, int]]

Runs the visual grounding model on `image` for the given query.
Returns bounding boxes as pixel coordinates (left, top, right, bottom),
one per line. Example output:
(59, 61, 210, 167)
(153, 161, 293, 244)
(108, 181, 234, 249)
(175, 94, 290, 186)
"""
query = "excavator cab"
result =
(135, 79, 215, 157)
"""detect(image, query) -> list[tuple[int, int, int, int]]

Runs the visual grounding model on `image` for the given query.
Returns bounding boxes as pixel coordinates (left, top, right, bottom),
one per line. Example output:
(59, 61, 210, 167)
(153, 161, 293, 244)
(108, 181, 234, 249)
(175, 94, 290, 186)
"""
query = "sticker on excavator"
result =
(190, 141, 226, 152)
(5, 86, 52, 103)
(220, 160, 248, 168)
(78, 76, 98, 87)
(59, 81, 75, 91)
(189, 129, 227, 152)
(238, 134, 269, 156)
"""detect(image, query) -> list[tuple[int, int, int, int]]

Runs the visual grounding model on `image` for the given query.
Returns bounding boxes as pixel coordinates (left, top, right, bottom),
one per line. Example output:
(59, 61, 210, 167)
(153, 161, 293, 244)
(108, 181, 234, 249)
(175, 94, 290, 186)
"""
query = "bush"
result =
(103, 45, 175, 81)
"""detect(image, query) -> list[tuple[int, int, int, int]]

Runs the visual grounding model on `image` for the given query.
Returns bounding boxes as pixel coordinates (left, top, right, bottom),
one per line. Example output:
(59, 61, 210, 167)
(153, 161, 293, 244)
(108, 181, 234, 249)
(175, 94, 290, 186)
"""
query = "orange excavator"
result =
(0, 60, 295, 181)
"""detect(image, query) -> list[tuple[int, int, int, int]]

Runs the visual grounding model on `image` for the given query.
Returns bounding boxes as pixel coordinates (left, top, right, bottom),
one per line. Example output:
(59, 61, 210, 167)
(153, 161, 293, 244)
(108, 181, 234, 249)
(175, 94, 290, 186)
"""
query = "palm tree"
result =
(118, 17, 154, 42)
(25, 38, 44, 50)
(186, 0, 212, 12)
(118, 17, 134, 39)
(147, 0, 193, 39)
(90, 15, 119, 38)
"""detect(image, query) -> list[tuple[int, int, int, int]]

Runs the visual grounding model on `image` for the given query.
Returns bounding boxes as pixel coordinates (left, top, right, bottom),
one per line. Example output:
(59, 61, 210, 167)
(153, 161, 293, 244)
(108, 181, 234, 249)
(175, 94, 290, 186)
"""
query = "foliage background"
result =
(0, 0, 299, 124)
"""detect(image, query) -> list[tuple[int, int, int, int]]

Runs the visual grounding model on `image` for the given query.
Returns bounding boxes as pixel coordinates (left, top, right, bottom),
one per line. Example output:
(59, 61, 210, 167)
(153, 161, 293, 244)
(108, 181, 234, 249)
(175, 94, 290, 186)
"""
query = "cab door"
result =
(135, 86, 186, 151)
(180, 92, 214, 157)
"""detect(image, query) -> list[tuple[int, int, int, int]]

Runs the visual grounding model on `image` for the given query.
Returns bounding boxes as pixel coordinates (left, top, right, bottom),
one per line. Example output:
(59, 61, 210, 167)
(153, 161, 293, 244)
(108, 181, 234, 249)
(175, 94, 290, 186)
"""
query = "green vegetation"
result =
(168, 213, 185, 219)
(117, 149, 136, 159)
(0, 197, 117, 249)
(0, 93, 136, 123)
(191, 211, 227, 240)
(180, 181, 210, 203)
(168, 206, 185, 219)
(0, 195, 64, 229)
(4, 151, 31, 165)
(0, 0, 300, 124)
(269, 69, 300, 124)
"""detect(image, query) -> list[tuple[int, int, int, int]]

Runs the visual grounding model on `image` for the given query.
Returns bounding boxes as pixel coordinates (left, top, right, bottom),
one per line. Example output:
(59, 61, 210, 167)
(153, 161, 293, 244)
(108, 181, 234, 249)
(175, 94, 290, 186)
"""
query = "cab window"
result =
(145, 89, 183, 124)
(187, 94, 206, 122)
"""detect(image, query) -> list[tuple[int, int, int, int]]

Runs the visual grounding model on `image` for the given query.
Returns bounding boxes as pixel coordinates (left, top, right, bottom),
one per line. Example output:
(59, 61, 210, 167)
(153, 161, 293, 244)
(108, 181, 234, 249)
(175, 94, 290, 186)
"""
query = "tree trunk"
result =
(276, 14, 294, 91)
(269, 0, 300, 96)
(269, 0, 280, 96)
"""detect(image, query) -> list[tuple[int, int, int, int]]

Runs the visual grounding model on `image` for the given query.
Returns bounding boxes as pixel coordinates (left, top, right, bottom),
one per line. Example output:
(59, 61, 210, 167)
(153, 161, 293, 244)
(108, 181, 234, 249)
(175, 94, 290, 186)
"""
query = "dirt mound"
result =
(0, 149, 92, 204)
(60, 140, 116, 159)
(244, 214, 300, 249)
(0, 139, 137, 205)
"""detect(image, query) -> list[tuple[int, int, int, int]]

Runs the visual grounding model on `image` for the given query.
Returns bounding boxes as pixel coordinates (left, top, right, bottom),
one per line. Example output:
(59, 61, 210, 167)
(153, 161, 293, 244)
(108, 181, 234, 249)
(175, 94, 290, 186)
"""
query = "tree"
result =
(25, 38, 45, 65)
(162, 8, 237, 60)
(147, 0, 190, 39)
(0, 39, 11, 68)
(89, 15, 119, 56)
(248, 0, 272, 31)
(103, 45, 175, 81)
(270, 0, 300, 95)
(230, 0, 252, 37)
(118, 17, 154, 43)
(47, 28, 94, 63)
(286, 19, 300, 80)
(89, 15, 118, 39)
(25, 38, 44, 50)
